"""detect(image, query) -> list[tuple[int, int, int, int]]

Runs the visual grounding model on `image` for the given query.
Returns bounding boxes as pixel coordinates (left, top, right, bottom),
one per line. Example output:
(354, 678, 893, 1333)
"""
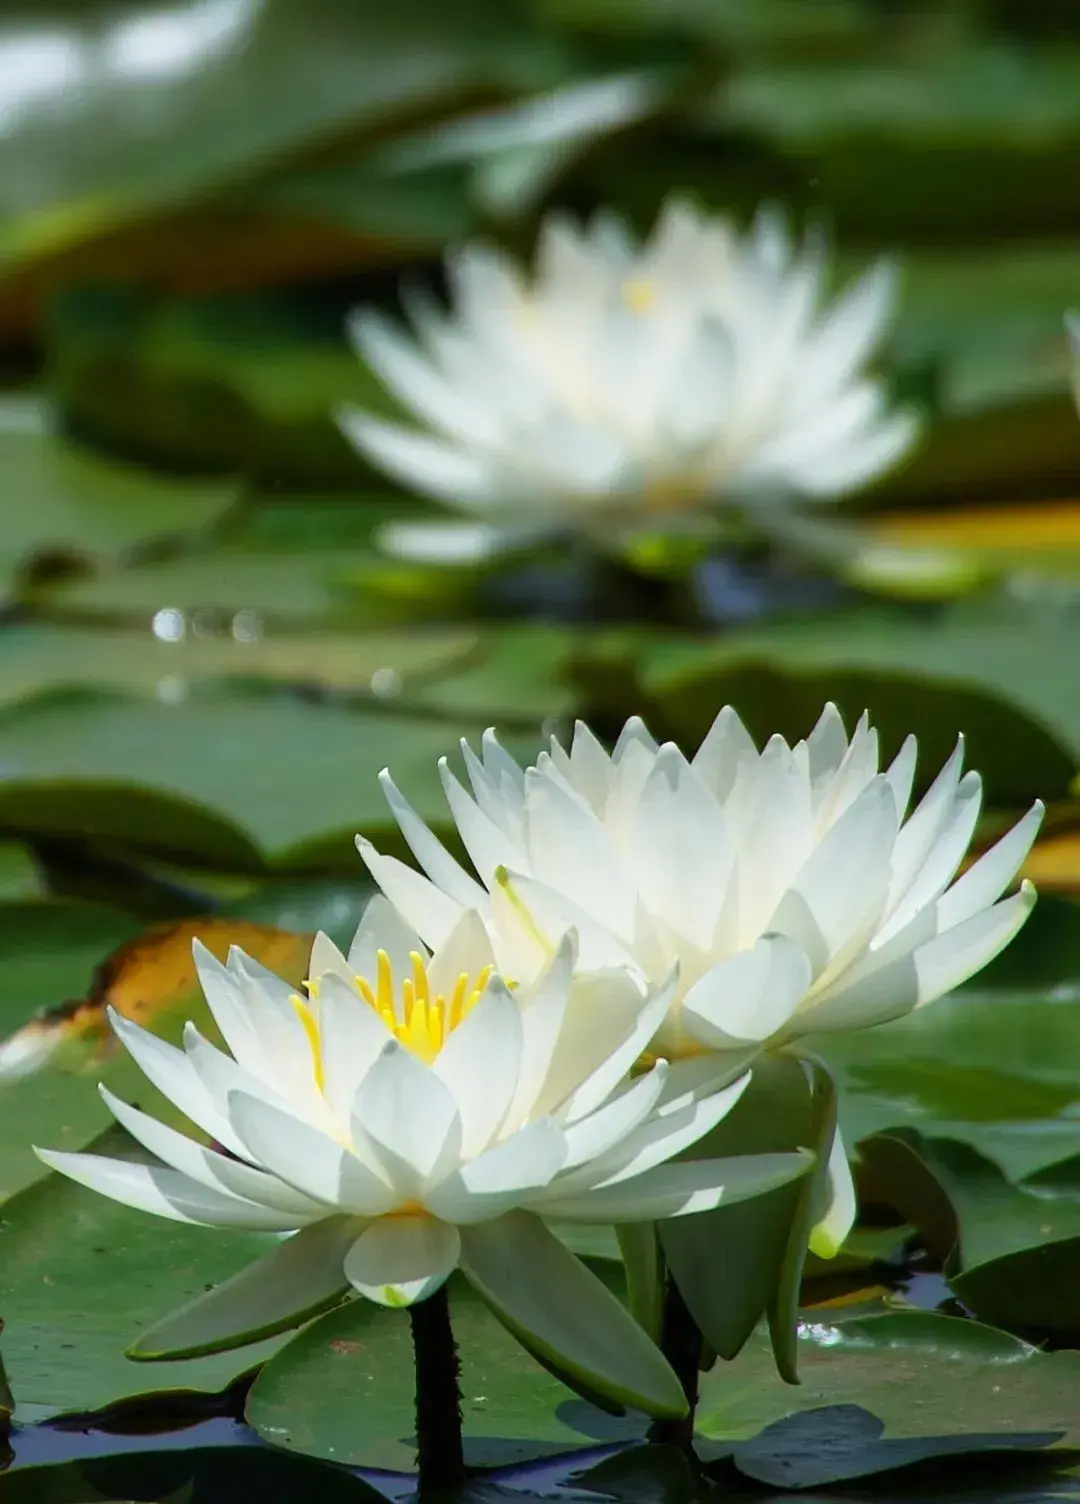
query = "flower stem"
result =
(648, 1275, 701, 1449)
(409, 1287, 465, 1495)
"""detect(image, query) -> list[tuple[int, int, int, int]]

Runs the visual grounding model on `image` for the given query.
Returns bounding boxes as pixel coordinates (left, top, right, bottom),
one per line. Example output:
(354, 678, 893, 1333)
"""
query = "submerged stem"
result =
(648, 1275, 702, 1449)
(409, 1286, 465, 1495)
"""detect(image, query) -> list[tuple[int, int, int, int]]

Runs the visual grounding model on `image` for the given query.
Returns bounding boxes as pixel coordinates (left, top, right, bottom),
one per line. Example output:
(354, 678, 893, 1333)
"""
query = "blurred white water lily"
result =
(340, 198, 919, 564)
(35, 902, 809, 1415)
(362, 705, 1041, 1063)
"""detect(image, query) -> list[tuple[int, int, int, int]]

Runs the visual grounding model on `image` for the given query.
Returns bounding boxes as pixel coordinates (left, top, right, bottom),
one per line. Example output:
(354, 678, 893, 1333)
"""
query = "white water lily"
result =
(362, 704, 1041, 1062)
(340, 197, 918, 564)
(35, 901, 809, 1416)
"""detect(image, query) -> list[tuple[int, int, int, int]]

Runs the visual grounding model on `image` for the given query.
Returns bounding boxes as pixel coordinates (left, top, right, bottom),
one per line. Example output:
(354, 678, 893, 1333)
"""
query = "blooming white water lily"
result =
(35, 901, 809, 1415)
(361, 704, 1041, 1063)
(340, 197, 919, 564)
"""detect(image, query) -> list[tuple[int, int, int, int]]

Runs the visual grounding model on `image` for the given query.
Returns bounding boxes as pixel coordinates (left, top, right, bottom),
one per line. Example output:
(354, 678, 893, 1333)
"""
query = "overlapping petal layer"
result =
(361, 704, 1041, 1065)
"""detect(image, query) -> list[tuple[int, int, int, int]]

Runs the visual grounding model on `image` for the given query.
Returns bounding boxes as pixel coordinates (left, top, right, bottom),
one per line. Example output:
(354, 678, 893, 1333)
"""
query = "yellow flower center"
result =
(294, 950, 493, 1078)
(622, 277, 658, 314)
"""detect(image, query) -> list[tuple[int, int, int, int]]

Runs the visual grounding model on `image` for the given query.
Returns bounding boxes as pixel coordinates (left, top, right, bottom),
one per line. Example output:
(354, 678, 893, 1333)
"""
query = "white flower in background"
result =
(35, 902, 808, 1414)
(340, 198, 919, 564)
(362, 705, 1040, 1060)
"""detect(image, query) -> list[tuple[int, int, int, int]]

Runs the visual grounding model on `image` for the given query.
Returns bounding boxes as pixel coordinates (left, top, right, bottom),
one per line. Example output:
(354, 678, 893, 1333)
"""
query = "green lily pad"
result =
(696, 1308, 1080, 1447)
(0, 0, 551, 276)
(863, 1132, 1080, 1337)
(245, 1272, 638, 1472)
(637, 597, 1080, 801)
(0, 684, 540, 871)
(0, 1127, 292, 1417)
(0, 407, 235, 600)
(0, 622, 478, 710)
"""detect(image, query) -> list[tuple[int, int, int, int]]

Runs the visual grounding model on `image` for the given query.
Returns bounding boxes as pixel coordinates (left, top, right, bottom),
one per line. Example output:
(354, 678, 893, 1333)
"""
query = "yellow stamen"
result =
(622, 277, 657, 314)
(347, 953, 500, 1067)
(303, 976, 322, 999)
(376, 950, 395, 1021)
(290, 994, 326, 1095)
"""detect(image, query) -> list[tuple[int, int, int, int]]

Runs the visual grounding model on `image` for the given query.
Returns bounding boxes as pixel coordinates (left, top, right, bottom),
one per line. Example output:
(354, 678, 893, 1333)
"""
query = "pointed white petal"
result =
(351, 1043, 462, 1190)
(809, 1125, 857, 1259)
(936, 801, 1043, 931)
(378, 768, 485, 908)
(680, 935, 811, 1049)
(546, 970, 668, 1124)
(344, 1214, 460, 1306)
(346, 893, 428, 982)
(338, 410, 494, 505)
(691, 705, 757, 801)
(425, 1120, 567, 1223)
(226, 1091, 396, 1215)
(560, 1063, 669, 1171)
(33, 1148, 300, 1230)
(433, 976, 522, 1157)
(99, 1085, 325, 1221)
(355, 838, 465, 951)
(438, 760, 520, 884)
(106, 1008, 245, 1159)
(541, 1151, 813, 1221)
(317, 973, 396, 1124)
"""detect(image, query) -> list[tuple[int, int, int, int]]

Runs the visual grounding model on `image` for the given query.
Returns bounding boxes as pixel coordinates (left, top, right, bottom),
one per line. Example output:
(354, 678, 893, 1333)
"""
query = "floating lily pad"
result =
(0, 408, 235, 600)
(0, 1127, 292, 1417)
(637, 597, 1080, 801)
(0, 685, 540, 871)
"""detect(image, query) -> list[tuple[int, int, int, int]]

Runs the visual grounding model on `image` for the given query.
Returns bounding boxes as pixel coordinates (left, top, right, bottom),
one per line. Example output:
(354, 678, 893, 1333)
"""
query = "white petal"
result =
(191, 939, 268, 1079)
(351, 1043, 462, 1191)
(809, 1124, 857, 1259)
(691, 705, 757, 801)
(540, 1151, 812, 1222)
(425, 1120, 567, 1223)
(338, 410, 494, 505)
(502, 931, 575, 1130)
(356, 838, 464, 951)
(807, 882, 1037, 1031)
(346, 893, 427, 982)
(433, 976, 522, 1157)
(317, 973, 396, 1124)
(33, 1148, 300, 1231)
(438, 761, 520, 884)
(559, 1063, 669, 1171)
(884, 734, 918, 823)
(377, 520, 539, 565)
(879, 771, 982, 942)
(546, 970, 669, 1124)
(727, 735, 814, 944)
(106, 1009, 245, 1159)
(459, 1210, 687, 1419)
(378, 769, 486, 909)
(884, 737, 966, 916)
(309, 931, 357, 990)
(227, 1091, 396, 1215)
(935, 801, 1043, 931)
(768, 776, 897, 975)
(612, 714, 659, 761)
(627, 744, 734, 951)
(99, 1085, 325, 1221)
(680, 935, 812, 1050)
(491, 867, 637, 977)
(344, 1214, 460, 1307)
(524, 768, 638, 940)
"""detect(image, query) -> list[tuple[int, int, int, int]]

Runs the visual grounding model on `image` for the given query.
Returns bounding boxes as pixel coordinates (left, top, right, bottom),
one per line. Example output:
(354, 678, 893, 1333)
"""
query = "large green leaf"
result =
(636, 597, 1080, 801)
(245, 1273, 640, 1471)
(0, 684, 540, 870)
(0, 0, 555, 272)
(0, 406, 235, 600)
(0, 622, 477, 710)
(695, 1307, 1080, 1447)
(863, 1131, 1080, 1337)
(0, 1127, 292, 1417)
